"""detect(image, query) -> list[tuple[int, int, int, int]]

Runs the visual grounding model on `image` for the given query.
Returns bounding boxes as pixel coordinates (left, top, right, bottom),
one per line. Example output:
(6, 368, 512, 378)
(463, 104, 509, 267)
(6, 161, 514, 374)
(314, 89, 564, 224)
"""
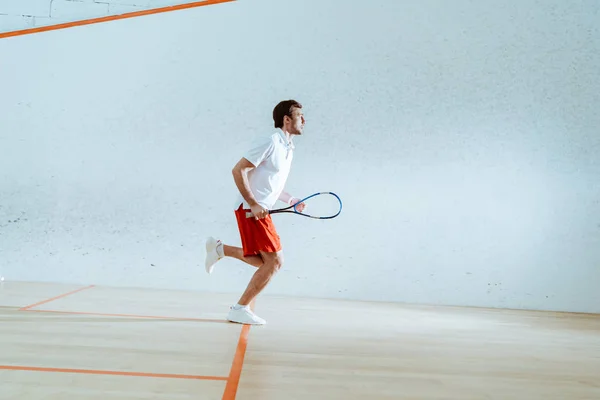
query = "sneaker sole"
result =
(205, 237, 218, 273)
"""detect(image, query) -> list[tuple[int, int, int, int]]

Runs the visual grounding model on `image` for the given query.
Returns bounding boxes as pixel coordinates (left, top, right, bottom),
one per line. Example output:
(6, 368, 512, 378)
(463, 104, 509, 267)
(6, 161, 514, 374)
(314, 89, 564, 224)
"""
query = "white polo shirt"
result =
(235, 129, 294, 210)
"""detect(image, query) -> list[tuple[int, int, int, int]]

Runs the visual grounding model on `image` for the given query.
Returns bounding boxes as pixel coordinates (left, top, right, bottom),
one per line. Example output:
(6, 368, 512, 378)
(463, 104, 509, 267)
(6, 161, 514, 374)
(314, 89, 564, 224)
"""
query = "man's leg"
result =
(237, 250, 283, 305)
(205, 205, 270, 273)
(205, 238, 264, 273)
(223, 245, 263, 268)
(227, 250, 283, 325)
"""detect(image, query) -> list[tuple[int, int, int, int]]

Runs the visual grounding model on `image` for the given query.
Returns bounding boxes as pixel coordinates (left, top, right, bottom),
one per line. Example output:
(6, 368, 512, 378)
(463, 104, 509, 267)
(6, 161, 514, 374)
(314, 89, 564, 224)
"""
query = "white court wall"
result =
(1, 0, 599, 313)
(0, 0, 204, 33)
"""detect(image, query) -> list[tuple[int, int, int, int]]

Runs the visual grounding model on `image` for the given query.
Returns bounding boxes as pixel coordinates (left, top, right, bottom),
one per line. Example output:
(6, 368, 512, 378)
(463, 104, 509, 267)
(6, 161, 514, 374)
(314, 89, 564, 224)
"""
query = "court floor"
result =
(1, 281, 599, 399)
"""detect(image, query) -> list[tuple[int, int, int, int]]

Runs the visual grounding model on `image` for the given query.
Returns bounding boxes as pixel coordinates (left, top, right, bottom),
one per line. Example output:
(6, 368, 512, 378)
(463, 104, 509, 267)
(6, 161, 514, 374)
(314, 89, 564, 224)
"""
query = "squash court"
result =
(1, 0, 599, 399)
(1, 281, 599, 399)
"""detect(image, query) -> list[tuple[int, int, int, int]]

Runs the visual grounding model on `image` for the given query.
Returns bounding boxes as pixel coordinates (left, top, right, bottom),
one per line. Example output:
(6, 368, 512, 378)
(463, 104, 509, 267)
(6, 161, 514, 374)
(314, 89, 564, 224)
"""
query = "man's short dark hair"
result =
(273, 100, 302, 128)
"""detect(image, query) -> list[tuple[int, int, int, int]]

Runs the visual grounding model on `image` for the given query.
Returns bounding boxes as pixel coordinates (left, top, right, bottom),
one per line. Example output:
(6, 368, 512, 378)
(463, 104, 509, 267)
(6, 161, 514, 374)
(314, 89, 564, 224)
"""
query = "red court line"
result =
(15, 284, 253, 397)
(222, 301, 255, 399)
(222, 325, 251, 399)
(22, 308, 228, 324)
(0, 365, 228, 381)
(19, 285, 95, 311)
(0, 0, 235, 40)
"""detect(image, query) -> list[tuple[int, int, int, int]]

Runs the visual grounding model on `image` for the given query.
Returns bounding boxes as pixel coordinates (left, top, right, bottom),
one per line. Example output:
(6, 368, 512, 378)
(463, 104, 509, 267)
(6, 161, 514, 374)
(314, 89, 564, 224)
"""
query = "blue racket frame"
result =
(245, 191, 342, 220)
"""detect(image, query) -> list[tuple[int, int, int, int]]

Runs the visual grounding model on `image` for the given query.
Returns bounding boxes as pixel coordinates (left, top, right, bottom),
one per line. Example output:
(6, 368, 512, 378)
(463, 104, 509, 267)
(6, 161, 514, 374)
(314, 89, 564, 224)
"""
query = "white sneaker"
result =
(227, 305, 266, 325)
(205, 236, 223, 274)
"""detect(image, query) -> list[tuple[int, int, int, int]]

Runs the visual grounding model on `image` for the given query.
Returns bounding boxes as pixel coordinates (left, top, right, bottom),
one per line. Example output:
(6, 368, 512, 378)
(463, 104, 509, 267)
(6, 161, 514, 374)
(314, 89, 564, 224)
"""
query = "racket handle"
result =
(245, 211, 271, 218)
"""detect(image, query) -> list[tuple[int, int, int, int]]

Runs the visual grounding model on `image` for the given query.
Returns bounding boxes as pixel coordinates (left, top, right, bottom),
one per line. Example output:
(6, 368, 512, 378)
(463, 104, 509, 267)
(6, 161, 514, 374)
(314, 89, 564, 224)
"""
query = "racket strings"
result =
(294, 192, 341, 218)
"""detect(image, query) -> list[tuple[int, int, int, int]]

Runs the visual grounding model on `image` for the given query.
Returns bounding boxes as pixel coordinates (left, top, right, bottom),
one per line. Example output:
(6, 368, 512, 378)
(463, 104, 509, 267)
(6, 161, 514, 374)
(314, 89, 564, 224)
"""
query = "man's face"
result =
(286, 107, 305, 135)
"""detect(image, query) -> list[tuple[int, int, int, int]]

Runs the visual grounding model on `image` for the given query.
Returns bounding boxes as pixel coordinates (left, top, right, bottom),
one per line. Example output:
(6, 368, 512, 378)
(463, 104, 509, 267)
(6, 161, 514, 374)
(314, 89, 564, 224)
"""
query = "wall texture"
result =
(0, 0, 199, 32)
(1, 0, 599, 313)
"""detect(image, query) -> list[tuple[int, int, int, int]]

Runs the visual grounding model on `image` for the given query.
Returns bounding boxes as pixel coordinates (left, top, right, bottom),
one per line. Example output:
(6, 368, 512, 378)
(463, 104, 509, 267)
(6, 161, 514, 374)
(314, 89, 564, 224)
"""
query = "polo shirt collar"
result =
(277, 129, 295, 150)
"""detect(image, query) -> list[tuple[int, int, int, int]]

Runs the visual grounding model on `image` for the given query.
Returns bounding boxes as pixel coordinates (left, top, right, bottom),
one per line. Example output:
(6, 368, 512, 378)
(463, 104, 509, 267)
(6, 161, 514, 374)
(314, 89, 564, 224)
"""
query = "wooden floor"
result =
(1, 281, 599, 399)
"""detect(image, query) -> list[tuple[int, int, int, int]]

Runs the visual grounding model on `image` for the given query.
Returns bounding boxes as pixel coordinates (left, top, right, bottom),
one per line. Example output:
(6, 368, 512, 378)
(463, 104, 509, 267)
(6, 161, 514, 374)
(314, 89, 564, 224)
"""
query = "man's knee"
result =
(272, 254, 284, 272)
(270, 252, 284, 272)
(261, 251, 284, 272)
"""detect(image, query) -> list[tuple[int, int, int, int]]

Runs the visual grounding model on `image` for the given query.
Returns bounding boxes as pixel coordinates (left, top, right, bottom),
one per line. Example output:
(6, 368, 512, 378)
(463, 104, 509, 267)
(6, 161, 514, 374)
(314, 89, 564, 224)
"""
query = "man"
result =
(204, 99, 306, 325)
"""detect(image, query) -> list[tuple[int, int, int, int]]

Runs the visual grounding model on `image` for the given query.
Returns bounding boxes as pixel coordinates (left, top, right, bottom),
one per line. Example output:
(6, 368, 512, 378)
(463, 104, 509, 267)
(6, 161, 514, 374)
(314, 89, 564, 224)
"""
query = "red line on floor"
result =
(19, 285, 95, 311)
(222, 300, 256, 399)
(222, 324, 251, 399)
(22, 308, 228, 324)
(0, 365, 228, 380)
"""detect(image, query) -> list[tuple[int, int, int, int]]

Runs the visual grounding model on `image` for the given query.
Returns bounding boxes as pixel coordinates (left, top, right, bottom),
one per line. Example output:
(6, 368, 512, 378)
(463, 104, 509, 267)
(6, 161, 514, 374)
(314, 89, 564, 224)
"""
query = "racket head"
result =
(276, 191, 342, 219)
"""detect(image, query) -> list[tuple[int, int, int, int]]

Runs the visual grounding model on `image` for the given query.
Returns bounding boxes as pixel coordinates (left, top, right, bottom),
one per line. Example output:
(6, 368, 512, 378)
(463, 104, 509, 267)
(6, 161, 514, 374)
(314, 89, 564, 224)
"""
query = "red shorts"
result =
(234, 204, 282, 257)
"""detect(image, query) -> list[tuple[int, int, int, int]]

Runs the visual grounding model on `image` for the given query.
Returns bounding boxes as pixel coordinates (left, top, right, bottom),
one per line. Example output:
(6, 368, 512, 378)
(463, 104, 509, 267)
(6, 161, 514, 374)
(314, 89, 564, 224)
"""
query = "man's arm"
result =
(278, 190, 294, 205)
(232, 157, 258, 207)
(278, 190, 306, 212)
(232, 157, 269, 219)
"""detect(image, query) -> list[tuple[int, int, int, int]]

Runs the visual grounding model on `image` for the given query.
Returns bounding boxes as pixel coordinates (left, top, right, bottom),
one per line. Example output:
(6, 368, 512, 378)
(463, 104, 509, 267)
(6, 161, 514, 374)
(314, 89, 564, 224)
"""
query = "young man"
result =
(204, 99, 306, 325)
